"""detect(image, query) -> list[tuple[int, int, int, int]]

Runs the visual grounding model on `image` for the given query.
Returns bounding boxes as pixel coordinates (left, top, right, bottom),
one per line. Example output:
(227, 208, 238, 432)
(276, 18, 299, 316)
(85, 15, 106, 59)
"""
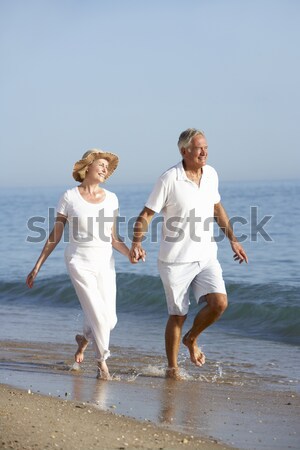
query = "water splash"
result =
(211, 364, 223, 383)
(70, 362, 81, 371)
(126, 372, 142, 382)
(142, 364, 166, 377)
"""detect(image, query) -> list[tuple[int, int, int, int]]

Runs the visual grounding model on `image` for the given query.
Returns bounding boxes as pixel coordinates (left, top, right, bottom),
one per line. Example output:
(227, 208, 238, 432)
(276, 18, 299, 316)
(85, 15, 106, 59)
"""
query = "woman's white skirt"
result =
(65, 244, 117, 362)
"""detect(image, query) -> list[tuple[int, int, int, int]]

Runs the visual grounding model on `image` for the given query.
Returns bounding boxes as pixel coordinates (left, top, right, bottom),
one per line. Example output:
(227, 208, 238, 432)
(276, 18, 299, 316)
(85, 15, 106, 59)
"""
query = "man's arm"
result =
(214, 202, 248, 264)
(130, 206, 156, 262)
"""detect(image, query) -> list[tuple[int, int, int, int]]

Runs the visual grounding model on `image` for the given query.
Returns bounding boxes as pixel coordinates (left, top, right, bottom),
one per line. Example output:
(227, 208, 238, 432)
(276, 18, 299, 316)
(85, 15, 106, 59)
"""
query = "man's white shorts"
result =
(158, 258, 226, 316)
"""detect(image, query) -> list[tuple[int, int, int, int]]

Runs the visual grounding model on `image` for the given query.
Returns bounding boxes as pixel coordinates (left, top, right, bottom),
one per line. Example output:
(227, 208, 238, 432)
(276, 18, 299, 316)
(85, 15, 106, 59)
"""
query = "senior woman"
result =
(26, 149, 131, 380)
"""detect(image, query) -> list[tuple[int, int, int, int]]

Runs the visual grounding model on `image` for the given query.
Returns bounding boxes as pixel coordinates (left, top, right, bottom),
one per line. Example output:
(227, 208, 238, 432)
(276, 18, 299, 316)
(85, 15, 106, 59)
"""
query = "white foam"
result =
(70, 362, 81, 371)
(142, 365, 166, 377)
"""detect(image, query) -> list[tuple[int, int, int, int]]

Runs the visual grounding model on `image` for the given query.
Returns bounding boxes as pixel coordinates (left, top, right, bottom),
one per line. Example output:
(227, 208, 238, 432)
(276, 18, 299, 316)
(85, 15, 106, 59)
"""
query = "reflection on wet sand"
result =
(159, 378, 209, 432)
(72, 374, 109, 410)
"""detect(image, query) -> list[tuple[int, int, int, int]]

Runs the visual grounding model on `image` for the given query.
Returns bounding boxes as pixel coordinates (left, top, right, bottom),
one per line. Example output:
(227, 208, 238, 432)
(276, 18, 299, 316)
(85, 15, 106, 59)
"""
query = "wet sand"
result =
(0, 384, 234, 450)
(1, 340, 299, 450)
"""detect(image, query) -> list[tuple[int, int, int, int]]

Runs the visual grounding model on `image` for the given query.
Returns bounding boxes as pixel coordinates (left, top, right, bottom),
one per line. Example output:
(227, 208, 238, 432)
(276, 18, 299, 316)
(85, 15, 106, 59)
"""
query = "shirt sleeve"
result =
(145, 177, 168, 213)
(56, 191, 69, 217)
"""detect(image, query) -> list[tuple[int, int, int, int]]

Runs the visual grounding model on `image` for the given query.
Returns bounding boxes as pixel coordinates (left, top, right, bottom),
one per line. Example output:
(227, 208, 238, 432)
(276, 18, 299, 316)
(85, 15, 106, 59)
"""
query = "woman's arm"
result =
(111, 217, 131, 261)
(26, 213, 67, 288)
(111, 236, 131, 259)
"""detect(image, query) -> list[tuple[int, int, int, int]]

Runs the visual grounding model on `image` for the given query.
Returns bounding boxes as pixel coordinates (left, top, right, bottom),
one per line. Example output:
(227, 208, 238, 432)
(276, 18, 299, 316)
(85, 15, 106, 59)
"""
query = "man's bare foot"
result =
(165, 367, 183, 380)
(75, 334, 89, 363)
(182, 331, 206, 367)
(97, 361, 111, 380)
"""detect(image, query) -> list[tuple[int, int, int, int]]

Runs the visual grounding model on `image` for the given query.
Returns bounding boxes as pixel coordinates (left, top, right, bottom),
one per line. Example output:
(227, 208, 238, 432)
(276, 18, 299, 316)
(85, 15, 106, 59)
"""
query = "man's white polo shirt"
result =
(145, 161, 221, 263)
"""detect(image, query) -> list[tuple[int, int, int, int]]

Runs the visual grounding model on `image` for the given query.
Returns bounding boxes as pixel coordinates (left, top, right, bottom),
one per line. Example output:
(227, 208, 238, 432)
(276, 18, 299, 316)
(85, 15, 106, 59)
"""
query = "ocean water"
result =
(1, 179, 300, 392)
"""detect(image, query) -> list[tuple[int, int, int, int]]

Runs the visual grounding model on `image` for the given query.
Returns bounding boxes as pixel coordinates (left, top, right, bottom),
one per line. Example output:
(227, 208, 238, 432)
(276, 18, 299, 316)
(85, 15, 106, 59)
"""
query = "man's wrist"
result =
(132, 239, 142, 245)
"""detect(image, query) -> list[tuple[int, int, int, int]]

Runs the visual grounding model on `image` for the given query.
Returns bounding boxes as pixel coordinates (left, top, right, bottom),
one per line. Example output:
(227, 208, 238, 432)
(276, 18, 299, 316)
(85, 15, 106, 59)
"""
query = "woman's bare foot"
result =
(165, 367, 183, 380)
(97, 361, 111, 380)
(75, 334, 89, 363)
(182, 331, 206, 367)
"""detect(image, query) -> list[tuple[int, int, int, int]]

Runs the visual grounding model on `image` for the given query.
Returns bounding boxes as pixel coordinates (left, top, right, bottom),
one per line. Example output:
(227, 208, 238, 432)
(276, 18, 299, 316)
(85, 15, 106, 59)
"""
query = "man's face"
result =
(182, 134, 208, 168)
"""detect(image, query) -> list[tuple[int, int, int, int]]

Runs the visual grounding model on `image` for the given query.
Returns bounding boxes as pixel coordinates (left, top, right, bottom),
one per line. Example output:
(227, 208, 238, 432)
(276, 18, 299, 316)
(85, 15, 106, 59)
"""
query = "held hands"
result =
(231, 241, 248, 264)
(129, 244, 146, 264)
(26, 268, 39, 288)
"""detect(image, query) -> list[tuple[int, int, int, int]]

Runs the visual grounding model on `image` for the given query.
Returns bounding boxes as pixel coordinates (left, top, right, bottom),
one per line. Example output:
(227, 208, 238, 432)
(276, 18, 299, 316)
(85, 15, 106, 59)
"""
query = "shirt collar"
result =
(176, 160, 205, 181)
(176, 161, 187, 181)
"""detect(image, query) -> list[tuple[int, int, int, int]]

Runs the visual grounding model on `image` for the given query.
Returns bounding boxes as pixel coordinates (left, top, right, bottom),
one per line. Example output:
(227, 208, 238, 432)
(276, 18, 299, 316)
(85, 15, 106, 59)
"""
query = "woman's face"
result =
(86, 158, 109, 182)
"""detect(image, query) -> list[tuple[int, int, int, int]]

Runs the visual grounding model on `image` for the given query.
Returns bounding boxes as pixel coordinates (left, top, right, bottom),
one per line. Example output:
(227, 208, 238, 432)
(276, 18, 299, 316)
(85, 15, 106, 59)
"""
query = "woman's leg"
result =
(94, 258, 117, 380)
(66, 248, 117, 377)
(68, 266, 111, 363)
(97, 257, 117, 331)
(74, 334, 89, 363)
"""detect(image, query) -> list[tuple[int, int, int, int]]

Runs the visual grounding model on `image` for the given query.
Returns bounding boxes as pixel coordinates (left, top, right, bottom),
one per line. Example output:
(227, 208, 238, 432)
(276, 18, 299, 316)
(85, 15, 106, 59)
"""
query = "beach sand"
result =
(1, 384, 233, 450)
(1, 340, 299, 450)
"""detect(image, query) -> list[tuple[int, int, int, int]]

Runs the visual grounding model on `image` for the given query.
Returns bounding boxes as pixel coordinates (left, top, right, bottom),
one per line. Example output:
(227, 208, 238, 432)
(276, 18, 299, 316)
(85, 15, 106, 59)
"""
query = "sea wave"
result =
(1, 274, 299, 345)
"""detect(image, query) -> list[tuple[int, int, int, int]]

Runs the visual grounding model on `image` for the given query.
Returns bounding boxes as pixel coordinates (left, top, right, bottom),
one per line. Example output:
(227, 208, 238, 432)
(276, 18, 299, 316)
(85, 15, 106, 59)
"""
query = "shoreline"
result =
(1, 339, 299, 450)
(0, 383, 233, 450)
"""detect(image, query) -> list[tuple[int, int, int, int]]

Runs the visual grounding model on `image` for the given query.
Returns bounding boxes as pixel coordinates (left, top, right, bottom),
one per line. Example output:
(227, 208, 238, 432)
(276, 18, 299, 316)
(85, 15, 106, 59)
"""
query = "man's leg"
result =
(165, 314, 187, 379)
(183, 293, 227, 366)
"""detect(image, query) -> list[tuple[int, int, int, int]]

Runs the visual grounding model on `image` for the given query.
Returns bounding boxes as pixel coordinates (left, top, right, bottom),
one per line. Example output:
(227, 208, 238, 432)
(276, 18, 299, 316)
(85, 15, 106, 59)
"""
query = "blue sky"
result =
(1, 0, 299, 186)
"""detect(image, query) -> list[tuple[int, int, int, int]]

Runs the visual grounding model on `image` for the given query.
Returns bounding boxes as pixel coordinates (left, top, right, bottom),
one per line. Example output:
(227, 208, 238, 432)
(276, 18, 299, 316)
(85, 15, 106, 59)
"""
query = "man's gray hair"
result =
(177, 128, 205, 153)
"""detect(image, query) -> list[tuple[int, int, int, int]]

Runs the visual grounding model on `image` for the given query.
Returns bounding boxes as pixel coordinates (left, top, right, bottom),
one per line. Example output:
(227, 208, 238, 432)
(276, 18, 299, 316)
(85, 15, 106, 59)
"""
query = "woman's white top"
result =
(56, 187, 118, 247)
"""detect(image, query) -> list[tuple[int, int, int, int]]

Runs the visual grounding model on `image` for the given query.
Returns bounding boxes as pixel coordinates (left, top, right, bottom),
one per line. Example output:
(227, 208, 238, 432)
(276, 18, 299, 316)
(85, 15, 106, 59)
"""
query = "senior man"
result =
(131, 128, 248, 379)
